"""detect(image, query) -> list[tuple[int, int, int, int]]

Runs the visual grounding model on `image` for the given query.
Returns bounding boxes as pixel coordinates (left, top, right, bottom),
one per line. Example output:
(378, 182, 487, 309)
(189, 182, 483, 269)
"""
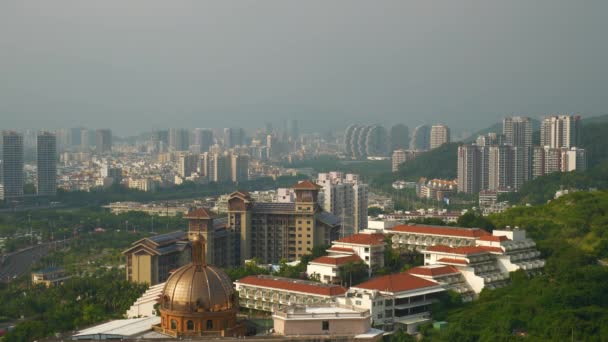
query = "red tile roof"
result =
(292, 180, 322, 190)
(391, 225, 491, 238)
(353, 272, 440, 293)
(236, 276, 347, 296)
(425, 245, 501, 255)
(478, 235, 509, 242)
(310, 254, 363, 266)
(437, 258, 469, 265)
(407, 265, 460, 277)
(334, 233, 385, 246)
(327, 246, 355, 254)
(184, 207, 214, 219)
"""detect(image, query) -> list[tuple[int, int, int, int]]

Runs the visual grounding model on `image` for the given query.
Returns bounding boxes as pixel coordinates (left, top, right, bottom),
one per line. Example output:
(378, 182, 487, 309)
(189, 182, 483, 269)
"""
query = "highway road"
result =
(0, 242, 62, 283)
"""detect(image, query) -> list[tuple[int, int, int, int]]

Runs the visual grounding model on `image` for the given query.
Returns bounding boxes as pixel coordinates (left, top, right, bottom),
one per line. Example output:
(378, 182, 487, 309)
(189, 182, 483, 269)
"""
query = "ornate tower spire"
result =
(191, 234, 207, 266)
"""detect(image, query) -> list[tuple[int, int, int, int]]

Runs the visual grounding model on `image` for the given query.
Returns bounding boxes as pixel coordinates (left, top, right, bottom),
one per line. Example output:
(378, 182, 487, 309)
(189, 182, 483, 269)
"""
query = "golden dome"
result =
(161, 263, 235, 313)
(160, 234, 235, 313)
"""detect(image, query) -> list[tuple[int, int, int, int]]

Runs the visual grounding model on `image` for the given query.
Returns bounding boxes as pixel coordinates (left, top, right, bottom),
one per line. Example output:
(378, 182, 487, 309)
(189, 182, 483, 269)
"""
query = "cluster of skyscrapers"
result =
(458, 115, 586, 194)
(1, 131, 57, 199)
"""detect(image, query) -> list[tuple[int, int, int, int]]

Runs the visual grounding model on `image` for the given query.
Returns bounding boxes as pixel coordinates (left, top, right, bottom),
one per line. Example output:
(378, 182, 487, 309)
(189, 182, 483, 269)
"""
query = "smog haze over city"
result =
(2, 2, 608, 342)
(2, 0, 607, 136)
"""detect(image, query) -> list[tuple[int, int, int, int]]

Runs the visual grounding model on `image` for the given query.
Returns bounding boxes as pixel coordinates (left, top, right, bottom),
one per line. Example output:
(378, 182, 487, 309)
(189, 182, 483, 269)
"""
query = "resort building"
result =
(123, 231, 191, 285)
(337, 272, 446, 333)
(234, 275, 347, 313)
(227, 181, 341, 264)
(389, 224, 491, 252)
(407, 265, 475, 302)
(421, 229, 544, 294)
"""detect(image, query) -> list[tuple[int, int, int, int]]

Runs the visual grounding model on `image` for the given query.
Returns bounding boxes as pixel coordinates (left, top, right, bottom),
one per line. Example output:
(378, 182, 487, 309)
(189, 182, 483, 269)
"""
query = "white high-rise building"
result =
(540, 115, 581, 148)
(316, 172, 368, 236)
(430, 124, 450, 150)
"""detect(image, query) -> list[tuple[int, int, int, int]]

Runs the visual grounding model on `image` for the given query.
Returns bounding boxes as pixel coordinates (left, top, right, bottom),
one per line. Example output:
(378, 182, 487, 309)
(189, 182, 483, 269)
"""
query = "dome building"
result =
(155, 233, 244, 338)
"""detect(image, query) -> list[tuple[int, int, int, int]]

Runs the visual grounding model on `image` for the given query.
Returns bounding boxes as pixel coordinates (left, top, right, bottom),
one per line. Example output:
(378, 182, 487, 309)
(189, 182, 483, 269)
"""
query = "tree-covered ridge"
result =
(416, 190, 608, 341)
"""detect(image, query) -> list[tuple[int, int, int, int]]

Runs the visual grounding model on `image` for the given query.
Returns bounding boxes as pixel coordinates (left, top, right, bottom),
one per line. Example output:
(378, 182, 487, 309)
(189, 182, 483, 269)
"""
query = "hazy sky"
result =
(1, 1, 607, 136)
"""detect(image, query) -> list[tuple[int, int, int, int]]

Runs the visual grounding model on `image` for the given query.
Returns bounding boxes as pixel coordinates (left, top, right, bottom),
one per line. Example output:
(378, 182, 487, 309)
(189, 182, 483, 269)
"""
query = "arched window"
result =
(206, 320, 213, 330)
(170, 319, 177, 330)
(187, 320, 194, 330)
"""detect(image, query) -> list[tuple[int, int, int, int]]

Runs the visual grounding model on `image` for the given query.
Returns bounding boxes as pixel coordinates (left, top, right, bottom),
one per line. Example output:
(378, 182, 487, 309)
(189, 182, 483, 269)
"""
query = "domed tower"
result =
(157, 234, 243, 337)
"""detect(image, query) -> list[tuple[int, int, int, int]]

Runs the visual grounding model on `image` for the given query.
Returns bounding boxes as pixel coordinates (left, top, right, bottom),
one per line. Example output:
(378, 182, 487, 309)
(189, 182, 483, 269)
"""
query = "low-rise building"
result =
(338, 272, 445, 333)
(417, 179, 457, 201)
(307, 254, 364, 284)
(31, 267, 71, 287)
(234, 275, 348, 313)
(272, 304, 383, 341)
(329, 233, 386, 270)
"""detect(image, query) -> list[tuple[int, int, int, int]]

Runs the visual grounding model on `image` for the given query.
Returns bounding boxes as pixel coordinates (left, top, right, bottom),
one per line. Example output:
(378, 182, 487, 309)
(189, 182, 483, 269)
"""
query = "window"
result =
(365, 256, 369, 261)
(307, 241, 311, 244)
(378, 313, 383, 319)
(322, 321, 330, 331)
(385, 310, 393, 318)
(355, 300, 362, 305)
(307, 220, 311, 224)
(170, 319, 177, 330)
(187, 320, 194, 330)
(364, 247, 369, 252)
(207, 320, 213, 330)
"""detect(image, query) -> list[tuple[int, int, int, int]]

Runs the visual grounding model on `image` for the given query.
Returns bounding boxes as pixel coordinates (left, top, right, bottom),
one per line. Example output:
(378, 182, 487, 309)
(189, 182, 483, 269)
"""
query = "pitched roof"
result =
(334, 233, 385, 246)
(236, 276, 347, 296)
(184, 207, 214, 219)
(407, 265, 460, 277)
(292, 180, 321, 190)
(477, 235, 509, 242)
(391, 224, 491, 238)
(327, 246, 355, 254)
(424, 245, 502, 255)
(353, 272, 440, 293)
(310, 254, 363, 266)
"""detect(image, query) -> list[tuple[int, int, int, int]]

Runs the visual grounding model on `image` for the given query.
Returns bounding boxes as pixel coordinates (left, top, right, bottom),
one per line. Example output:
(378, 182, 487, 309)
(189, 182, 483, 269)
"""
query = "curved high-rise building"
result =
(344, 124, 359, 157)
(365, 125, 389, 157)
(343, 124, 388, 159)
(410, 125, 431, 151)
(390, 124, 409, 152)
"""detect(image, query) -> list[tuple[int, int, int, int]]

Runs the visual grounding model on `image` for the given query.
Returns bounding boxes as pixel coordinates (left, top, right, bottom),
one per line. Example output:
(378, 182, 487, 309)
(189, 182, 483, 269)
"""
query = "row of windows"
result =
(170, 319, 214, 331)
